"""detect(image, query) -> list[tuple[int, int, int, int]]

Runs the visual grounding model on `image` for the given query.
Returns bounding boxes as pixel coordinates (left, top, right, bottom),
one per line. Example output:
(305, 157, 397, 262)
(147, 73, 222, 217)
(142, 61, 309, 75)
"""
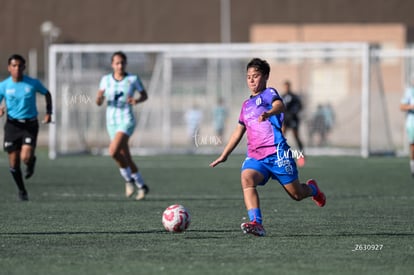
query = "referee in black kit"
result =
(0, 54, 53, 201)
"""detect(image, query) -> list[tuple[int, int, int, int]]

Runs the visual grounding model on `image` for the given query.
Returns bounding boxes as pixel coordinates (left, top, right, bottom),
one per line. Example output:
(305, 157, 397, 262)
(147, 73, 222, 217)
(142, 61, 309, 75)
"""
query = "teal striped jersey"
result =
(99, 73, 145, 126)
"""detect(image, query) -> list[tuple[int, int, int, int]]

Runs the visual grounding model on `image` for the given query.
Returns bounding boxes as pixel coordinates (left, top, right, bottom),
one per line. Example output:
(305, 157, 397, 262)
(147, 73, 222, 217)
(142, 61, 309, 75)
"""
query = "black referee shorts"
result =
(284, 117, 300, 130)
(3, 118, 39, 152)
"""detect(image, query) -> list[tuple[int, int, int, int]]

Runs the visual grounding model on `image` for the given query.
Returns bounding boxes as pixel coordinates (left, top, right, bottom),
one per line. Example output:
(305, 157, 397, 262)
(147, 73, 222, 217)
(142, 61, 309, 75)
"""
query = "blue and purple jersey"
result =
(238, 87, 286, 160)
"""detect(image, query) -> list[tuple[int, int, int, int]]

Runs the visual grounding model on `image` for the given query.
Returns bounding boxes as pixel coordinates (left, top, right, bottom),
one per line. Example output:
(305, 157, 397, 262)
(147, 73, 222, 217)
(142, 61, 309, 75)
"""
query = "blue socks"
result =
(248, 208, 263, 224)
(309, 184, 318, 196)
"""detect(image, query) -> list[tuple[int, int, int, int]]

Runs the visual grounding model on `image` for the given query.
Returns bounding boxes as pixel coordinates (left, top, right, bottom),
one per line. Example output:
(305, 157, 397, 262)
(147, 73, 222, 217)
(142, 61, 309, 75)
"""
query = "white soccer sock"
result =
(119, 167, 132, 182)
(410, 160, 414, 174)
(131, 172, 145, 188)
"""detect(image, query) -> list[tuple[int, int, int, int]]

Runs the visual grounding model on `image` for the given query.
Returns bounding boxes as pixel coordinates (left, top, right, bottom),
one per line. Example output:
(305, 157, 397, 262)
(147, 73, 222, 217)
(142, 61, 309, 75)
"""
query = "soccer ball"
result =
(162, 204, 191, 233)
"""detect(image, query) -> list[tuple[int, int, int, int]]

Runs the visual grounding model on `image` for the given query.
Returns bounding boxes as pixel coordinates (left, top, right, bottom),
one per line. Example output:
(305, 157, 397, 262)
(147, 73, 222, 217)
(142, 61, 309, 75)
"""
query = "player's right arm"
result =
(96, 76, 107, 106)
(210, 123, 246, 167)
(0, 84, 4, 117)
(0, 99, 4, 116)
(400, 102, 414, 112)
(400, 104, 413, 112)
(96, 89, 105, 106)
(400, 88, 414, 112)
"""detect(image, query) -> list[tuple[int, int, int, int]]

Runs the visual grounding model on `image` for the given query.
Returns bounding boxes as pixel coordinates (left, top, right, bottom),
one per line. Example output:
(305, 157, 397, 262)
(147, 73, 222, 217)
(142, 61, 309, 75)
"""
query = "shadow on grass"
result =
(279, 232, 414, 238)
(4, 230, 411, 239)
(0, 229, 239, 236)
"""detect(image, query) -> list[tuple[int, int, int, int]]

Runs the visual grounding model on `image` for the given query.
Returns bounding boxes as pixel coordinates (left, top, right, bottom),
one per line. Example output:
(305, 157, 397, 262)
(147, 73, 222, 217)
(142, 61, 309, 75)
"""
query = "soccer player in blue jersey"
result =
(400, 76, 414, 176)
(210, 58, 326, 236)
(0, 54, 53, 201)
(96, 51, 149, 200)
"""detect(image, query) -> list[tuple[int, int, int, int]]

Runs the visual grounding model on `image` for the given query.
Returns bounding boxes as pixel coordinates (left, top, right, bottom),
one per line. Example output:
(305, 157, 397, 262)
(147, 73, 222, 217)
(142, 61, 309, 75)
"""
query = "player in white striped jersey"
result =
(400, 76, 414, 176)
(96, 51, 149, 200)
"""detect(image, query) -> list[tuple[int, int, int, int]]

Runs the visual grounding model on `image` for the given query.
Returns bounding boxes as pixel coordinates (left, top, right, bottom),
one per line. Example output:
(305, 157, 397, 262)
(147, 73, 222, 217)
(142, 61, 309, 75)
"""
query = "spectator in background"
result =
(308, 104, 327, 147)
(322, 103, 335, 135)
(185, 103, 203, 147)
(308, 103, 336, 147)
(212, 97, 228, 142)
(281, 80, 305, 167)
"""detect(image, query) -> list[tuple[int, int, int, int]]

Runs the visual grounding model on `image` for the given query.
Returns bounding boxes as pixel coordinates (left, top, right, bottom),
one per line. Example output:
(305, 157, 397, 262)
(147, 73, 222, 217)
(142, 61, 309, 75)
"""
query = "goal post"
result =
(47, 42, 398, 159)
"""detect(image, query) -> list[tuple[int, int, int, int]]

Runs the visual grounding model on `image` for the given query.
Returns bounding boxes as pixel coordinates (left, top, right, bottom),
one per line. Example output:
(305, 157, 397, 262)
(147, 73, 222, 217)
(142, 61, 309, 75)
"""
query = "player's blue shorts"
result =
(107, 122, 135, 140)
(241, 144, 298, 186)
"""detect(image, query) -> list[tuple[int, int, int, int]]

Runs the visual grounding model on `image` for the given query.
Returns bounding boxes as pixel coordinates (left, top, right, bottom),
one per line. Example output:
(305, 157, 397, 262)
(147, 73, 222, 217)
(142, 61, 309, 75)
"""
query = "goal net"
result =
(46, 43, 401, 158)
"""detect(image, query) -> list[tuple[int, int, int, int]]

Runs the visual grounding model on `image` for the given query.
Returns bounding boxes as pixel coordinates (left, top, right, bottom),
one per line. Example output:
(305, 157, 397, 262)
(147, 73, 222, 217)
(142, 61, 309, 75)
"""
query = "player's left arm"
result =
(259, 98, 285, 122)
(35, 79, 52, 123)
(129, 90, 148, 105)
(128, 77, 148, 105)
(43, 91, 53, 124)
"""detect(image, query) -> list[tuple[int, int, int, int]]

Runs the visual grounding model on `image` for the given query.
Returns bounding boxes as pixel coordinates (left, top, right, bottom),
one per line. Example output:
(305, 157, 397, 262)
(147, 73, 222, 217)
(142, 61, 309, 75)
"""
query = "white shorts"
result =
(107, 122, 135, 140)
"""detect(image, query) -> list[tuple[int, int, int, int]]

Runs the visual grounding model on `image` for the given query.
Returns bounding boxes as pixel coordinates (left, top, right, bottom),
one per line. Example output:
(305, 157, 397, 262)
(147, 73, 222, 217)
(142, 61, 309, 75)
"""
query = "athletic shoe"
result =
(240, 221, 266, 237)
(135, 184, 149, 201)
(25, 156, 36, 179)
(307, 179, 326, 207)
(125, 181, 135, 198)
(18, 190, 29, 201)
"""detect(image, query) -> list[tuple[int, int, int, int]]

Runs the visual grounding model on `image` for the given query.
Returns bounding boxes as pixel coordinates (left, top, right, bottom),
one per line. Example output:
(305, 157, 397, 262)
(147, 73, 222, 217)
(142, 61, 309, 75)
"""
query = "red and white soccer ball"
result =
(162, 204, 191, 233)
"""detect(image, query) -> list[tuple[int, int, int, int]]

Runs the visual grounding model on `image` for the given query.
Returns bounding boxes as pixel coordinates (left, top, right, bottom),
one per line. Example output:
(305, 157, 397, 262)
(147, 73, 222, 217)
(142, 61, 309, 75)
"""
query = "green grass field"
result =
(0, 153, 413, 275)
